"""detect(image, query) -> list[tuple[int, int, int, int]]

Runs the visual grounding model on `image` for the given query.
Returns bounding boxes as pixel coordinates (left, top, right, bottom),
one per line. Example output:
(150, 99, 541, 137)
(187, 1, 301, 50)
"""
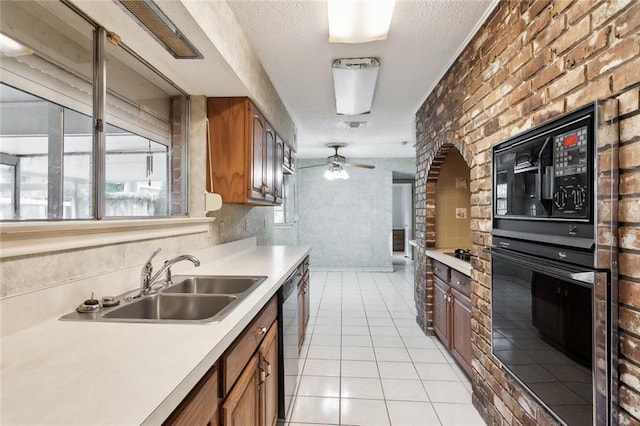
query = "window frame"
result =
(0, 1, 207, 258)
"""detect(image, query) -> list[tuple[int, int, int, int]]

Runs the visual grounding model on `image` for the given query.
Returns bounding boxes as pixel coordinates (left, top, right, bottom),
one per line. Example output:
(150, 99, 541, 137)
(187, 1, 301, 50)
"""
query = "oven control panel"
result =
(553, 126, 589, 217)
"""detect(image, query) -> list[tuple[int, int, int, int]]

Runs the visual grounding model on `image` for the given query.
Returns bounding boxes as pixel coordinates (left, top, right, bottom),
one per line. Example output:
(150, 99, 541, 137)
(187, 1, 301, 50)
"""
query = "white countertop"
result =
(1, 244, 311, 425)
(424, 249, 472, 276)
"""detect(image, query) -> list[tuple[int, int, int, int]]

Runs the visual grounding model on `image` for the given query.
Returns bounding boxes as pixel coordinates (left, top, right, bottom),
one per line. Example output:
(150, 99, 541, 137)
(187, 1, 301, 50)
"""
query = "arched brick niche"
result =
(414, 138, 473, 334)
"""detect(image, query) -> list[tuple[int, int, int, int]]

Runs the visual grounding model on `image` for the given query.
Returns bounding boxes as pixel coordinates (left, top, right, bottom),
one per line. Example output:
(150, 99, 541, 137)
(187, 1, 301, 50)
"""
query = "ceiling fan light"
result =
(327, 0, 396, 43)
(324, 164, 349, 180)
(332, 58, 380, 115)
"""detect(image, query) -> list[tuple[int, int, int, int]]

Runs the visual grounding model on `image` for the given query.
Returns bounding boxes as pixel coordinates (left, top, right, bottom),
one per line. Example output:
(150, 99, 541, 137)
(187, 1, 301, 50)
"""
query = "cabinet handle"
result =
(258, 363, 266, 385)
(265, 359, 271, 377)
(435, 268, 442, 272)
(443, 293, 447, 300)
(256, 326, 267, 336)
(259, 184, 268, 197)
(457, 281, 462, 285)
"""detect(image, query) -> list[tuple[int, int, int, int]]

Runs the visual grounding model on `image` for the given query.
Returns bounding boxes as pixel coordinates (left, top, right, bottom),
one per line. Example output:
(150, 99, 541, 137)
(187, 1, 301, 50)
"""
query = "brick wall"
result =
(414, 0, 640, 424)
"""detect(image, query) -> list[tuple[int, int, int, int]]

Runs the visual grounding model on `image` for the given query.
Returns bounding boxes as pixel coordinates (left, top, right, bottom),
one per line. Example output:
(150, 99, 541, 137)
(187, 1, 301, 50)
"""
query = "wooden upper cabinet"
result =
(207, 97, 283, 205)
(274, 134, 284, 204)
(251, 106, 267, 201)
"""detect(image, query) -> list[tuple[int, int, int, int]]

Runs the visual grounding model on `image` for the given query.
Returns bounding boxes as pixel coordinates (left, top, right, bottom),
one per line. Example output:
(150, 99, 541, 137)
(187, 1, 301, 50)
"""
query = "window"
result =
(274, 174, 296, 225)
(0, 0, 188, 221)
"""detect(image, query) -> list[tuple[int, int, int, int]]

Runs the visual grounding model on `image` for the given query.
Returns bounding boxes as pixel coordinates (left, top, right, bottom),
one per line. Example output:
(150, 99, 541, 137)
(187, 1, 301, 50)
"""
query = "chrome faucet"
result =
(139, 248, 200, 296)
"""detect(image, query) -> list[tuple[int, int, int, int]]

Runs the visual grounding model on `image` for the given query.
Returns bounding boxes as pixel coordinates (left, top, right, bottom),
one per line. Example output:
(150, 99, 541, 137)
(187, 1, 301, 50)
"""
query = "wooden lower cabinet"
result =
(259, 322, 278, 426)
(431, 260, 472, 377)
(432, 277, 450, 346)
(222, 354, 261, 426)
(163, 364, 219, 426)
(222, 321, 279, 426)
(450, 288, 472, 377)
(165, 296, 279, 426)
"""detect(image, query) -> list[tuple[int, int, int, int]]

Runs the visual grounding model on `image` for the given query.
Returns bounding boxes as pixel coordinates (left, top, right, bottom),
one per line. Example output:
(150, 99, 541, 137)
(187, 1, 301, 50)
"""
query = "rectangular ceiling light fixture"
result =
(332, 58, 380, 116)
(115, 0, 202, 59)
(327, 0, 396, 43)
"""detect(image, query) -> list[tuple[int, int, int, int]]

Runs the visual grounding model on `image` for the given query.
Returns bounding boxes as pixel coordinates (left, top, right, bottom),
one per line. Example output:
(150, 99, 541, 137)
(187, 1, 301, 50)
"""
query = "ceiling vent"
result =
(344, 121, 367, 128)
(115, 0, 203, 59)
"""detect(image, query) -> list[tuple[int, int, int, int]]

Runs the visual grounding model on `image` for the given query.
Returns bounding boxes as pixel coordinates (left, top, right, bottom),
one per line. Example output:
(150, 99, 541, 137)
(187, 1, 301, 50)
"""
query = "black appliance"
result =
(277, 270, 299, 424)
(489, 103, 614, 425)
(492, 103, 595, 250)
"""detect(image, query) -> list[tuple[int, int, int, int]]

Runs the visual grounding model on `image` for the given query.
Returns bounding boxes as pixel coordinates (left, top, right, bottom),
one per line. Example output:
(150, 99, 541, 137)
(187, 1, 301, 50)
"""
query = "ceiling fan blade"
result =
(345, 163, 375, 169)
(298, 163, 329, 170)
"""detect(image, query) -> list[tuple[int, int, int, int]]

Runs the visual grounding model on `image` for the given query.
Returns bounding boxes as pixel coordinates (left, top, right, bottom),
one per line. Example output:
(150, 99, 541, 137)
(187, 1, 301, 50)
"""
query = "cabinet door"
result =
(273, 134, 284, 204)
(433, 277, 450, 346)
(250, 106, 266, 200)
(259, 322, 278, 426)
(263, 125, 275, 203)
(163, 364, 219, 426)
(302, 272, 310, 331)
(450, 288, 472, 377)
(222, 354, 261, 426)
(298, 281, 305, 350)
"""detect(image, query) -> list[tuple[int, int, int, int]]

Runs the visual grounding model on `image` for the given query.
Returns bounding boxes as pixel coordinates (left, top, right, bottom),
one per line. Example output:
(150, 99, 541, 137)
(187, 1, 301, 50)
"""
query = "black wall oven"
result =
(489, 103, 614, 425)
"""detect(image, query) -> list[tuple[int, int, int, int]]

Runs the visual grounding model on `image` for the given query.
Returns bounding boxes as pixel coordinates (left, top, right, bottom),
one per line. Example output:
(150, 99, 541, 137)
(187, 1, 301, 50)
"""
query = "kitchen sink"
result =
(102, 294, 237, 322)
(60, 275, 267, 324)
(163, 275, 265, 295)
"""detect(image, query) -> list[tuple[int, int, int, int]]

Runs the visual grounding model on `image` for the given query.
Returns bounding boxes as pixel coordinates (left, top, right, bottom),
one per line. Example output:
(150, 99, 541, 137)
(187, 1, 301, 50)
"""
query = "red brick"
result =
(522, 50, 551, 80)
(620, 198, 640, 223)
(621, 333, 640, 366)
(508, 45, 534, 74)
(620, 252, 640, 278)
(620, 279, 640, 307)
(618, 226, 640, 250)
(588, 38, 640, 80)
(612, 56, 640, 92)
(615, 0, 640, 37)
(620, 142, 640, 169)
(551, 14, 591, 56)
(619, 382, 640, 420)
(566, 0, 600, 25)
(620, 172, 640, 196)
(622, 121, 640, 155)
(564, 25, 612, 70)
(565, 74, 611, 110)
(532, 61, 565, 89)
(533, 14, 566, 53)
(549, 65, 586, 99)
(593, 0, 639, 28)
(523, 7, 552, 44)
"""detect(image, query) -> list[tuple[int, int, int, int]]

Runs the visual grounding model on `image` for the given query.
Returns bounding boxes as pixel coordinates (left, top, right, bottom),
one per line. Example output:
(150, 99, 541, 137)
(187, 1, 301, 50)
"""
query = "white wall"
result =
(296, 158, 414, 270)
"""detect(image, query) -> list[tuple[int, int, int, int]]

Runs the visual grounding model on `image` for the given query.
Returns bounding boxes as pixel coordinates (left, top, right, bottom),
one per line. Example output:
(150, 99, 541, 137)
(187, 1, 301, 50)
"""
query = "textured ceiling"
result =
(227, 0, 498, 159)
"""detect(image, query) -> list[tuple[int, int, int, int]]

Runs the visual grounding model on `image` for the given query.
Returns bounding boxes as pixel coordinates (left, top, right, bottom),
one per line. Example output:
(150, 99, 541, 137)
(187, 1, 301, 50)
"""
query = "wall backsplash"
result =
(435, 150, 471, 249)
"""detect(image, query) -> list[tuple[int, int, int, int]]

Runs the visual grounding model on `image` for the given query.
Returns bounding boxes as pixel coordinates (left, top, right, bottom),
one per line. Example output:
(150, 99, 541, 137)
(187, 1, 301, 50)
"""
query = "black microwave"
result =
(492, 103, 596, 247)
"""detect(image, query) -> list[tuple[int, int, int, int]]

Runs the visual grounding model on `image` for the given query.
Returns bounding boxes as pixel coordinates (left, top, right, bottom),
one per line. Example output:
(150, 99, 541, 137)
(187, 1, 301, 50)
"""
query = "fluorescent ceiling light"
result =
(332, 58, 380, 115)
(0, 33, 33, 57)
(115, 0, 202, 59)
(327, 0, 396, 43)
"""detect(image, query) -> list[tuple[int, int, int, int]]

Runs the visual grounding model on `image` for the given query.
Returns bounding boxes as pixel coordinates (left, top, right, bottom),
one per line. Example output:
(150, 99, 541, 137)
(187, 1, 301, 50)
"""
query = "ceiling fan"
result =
(299, 143, 375, 180)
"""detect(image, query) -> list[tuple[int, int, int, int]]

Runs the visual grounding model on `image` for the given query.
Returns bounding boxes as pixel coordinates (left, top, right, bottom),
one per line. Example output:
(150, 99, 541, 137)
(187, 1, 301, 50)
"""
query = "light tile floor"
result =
(287, 256, 486, 426)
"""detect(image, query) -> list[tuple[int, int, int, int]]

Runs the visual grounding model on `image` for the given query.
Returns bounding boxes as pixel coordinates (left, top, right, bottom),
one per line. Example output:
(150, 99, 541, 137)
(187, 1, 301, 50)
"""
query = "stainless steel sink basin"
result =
(60, 274, 267, 324)
(102, 294, 237, 322)
(163, 275, 265, 295)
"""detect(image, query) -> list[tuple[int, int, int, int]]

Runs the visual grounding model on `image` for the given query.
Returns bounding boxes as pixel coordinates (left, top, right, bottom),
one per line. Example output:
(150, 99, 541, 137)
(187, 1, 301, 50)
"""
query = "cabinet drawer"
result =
(432, 260, 449, 282)
(450, 269, 471, 298)
(164, 364, 219, 426)
(223, 296, 277, 394)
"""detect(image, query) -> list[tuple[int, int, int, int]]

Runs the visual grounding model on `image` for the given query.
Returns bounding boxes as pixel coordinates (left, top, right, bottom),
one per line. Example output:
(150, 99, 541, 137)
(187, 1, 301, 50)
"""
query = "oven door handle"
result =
(486, 247, 595, 286)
